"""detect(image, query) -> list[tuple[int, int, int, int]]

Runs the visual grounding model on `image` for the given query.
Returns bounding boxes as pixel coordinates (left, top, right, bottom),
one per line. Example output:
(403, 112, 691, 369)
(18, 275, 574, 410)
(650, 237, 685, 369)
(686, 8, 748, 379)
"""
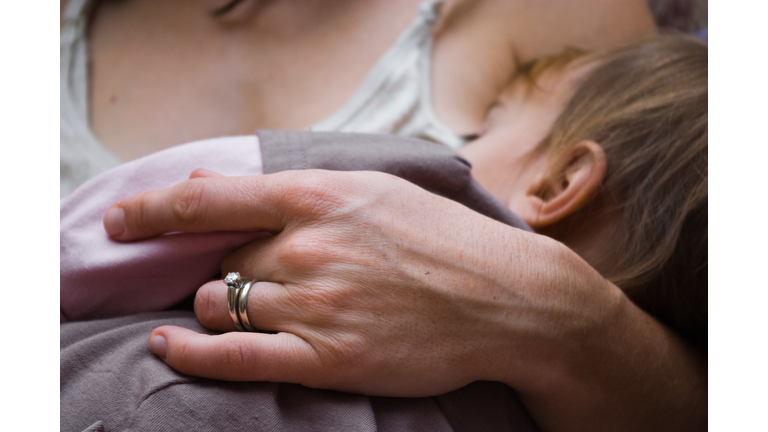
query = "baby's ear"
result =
(516, 141, 606, 229)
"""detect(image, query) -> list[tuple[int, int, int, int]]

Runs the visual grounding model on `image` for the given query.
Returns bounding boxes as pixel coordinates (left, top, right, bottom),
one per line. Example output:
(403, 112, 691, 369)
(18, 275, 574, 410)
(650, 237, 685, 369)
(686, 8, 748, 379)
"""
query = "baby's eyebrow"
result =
(461, 134, 480, 142)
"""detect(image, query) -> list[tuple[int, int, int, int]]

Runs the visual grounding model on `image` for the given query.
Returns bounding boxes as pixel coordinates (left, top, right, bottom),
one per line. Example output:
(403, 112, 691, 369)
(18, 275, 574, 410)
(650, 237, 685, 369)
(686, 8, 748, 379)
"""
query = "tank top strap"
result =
(61, 0, 123, 198)
(61, 0, 97, 121)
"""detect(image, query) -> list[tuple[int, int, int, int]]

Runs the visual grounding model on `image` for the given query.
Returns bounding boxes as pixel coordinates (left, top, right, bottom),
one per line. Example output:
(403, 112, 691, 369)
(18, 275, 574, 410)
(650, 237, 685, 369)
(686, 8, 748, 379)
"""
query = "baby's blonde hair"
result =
(530, 35, 708, 348)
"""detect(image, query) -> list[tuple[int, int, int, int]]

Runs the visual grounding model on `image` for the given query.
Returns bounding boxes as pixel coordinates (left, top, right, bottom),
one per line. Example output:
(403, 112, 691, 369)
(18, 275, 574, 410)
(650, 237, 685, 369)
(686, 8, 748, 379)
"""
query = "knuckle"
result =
(172, 336, 193, 371)
(171, 180, 208, 226)
(276, 232, 339, 269)
(130, 193, 153, 233)
(292, 286, 350, 322)
(282, 172, 350, 217)
(221, 338, 253, 377)
(193, 288, 216, 326)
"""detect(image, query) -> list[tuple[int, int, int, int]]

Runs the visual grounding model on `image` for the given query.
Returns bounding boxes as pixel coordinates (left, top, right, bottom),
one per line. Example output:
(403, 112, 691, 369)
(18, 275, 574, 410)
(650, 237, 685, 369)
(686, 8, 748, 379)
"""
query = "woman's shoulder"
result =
(429, 0, 656, 134)
(449, 0, 657, 62)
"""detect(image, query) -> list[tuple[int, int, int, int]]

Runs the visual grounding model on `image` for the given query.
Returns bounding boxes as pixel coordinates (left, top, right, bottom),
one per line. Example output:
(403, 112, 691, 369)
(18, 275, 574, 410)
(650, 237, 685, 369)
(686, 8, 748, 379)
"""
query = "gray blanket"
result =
(61, 131, 538, 432)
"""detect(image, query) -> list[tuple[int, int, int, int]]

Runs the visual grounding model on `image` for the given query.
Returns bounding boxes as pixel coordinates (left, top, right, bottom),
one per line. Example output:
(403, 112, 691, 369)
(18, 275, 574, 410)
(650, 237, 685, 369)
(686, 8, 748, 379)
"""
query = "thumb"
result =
(148, 326, 319, 382)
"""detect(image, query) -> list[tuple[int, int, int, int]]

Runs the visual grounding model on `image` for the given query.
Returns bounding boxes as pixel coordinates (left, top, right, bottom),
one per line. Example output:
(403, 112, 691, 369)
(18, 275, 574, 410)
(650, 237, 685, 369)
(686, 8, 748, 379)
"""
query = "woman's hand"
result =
(105, 170, 612, 394)
(105, 170, 705, 431)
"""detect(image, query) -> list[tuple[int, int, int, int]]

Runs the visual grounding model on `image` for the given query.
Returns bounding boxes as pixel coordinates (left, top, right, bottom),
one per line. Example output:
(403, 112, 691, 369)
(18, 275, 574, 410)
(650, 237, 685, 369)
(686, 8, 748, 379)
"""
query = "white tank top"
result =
(310, 0, 466, 149)
(59, 0, 466, 198)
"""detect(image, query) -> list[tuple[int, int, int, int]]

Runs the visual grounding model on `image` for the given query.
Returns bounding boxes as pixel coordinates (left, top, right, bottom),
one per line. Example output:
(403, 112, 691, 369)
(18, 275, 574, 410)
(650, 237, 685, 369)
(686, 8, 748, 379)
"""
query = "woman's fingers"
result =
(104, 176, 281, 240)
(195, 280, 291, 332)
(148, 326, 319, 383)
(104, 171, 334, 241)
(192, 234, 323, 332)
(194, 280, 248, 331)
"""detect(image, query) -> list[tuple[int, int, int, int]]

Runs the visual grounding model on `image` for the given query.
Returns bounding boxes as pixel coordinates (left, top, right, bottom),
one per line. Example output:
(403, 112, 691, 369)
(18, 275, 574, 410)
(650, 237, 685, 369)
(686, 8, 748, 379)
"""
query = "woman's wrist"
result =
(518, 303, 705, 432)
(450, 227, 706, 432)
(463, 231, 625, 391)
(482, 237, 706, 432)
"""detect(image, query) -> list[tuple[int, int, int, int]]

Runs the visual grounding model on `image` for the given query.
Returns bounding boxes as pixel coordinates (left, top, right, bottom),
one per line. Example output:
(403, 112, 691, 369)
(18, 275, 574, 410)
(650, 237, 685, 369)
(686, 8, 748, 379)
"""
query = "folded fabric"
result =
(60, 135, 268, 322)
(60, 130, 537, 432)
(61, 311, 539, 432)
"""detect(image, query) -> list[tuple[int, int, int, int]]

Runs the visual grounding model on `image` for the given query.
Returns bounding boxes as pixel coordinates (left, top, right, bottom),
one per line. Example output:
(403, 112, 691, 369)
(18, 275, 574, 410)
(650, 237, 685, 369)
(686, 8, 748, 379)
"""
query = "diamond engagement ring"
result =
(225, 272, 257, 332)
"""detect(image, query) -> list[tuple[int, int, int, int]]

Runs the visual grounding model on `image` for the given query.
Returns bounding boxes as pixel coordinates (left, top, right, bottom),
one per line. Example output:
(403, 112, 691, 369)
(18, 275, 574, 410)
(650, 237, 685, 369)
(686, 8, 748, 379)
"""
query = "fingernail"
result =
(190, 168, 225, 179)
(149, 335, 168, 359)
(104, 207, 126, 238)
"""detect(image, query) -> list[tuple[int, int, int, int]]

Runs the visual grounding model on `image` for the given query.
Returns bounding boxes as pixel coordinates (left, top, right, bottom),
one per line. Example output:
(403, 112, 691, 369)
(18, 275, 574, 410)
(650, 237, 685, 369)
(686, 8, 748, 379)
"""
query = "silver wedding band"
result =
(225, 272, 257, 332)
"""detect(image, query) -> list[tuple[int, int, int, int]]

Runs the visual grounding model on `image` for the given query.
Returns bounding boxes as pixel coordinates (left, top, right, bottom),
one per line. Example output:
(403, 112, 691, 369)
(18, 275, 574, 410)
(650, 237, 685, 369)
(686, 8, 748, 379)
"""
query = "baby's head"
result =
(460, 35, 708, 348)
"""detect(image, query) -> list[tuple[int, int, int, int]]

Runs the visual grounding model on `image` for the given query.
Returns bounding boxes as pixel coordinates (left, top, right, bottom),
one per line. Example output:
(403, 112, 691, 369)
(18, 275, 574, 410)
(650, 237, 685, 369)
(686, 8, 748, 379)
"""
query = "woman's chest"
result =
(86, 0, 510, 161)
(88, 0, 418, 160)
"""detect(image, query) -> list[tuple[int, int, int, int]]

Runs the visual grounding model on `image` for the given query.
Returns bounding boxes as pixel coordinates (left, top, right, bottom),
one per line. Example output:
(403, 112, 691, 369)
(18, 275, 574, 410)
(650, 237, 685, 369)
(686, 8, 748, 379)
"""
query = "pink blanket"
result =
(60, 135, 270, 323)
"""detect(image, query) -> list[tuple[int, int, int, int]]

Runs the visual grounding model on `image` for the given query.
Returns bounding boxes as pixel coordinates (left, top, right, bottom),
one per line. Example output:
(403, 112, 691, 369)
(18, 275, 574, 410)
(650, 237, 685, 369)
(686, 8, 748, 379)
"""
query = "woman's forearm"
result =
(105, 171, 706, 430)
(489, 239, 707, 432)
(519, 304, 706, 432)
